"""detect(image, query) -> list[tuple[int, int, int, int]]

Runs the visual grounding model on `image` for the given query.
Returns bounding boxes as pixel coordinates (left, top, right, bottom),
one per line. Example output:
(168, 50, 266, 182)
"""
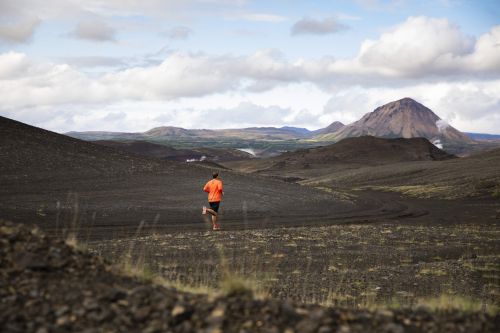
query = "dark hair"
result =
(212, 171, 219, 178)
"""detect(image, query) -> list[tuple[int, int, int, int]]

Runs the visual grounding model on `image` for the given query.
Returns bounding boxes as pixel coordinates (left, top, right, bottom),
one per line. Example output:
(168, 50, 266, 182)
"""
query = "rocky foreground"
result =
(1, 221, 498, 333)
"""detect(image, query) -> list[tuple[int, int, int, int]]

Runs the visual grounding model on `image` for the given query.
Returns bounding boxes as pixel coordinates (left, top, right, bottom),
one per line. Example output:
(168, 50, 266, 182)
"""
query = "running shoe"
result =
(202, 206, 207, 214)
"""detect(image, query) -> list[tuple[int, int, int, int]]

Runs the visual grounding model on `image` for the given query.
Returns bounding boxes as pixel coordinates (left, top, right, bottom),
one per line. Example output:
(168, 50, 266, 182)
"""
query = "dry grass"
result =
(360, 185, 466, 199)
(87, 223, 500, 313)
(416, 295, 499, 315)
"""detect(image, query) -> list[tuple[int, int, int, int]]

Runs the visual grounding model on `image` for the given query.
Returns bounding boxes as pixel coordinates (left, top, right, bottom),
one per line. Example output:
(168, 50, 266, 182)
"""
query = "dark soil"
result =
(2, 220, 499, 333)
(1, 115, 500, 331)
(89, 222, 500, 310)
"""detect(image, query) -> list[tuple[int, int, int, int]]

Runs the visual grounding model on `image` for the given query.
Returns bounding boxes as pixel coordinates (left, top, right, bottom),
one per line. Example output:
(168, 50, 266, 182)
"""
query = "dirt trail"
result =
(2, 174, 497, 241)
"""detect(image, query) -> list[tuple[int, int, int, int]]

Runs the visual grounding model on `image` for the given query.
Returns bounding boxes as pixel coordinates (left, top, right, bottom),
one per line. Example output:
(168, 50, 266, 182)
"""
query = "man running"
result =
(202, 171, 223, 230)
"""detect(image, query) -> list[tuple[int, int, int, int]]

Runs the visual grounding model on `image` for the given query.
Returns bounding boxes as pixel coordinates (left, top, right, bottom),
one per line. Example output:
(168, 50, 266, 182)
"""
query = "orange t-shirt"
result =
(203, 179, 223, 202)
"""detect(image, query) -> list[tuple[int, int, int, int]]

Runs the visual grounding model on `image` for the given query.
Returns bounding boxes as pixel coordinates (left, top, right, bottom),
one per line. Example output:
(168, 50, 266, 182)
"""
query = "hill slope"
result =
(224, 136, 500, 199)
(0, 116, 166, 180)
(316, 98, 472, 147)
(225, 136, 454, 174)
(0, 116, 352, 234)
(313, 121, 345, 135)
(301, 147, 500, 199)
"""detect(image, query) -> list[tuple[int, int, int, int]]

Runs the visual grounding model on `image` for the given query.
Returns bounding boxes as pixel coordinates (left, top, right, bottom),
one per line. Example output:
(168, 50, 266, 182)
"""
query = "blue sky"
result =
(0, 0, 499, 133)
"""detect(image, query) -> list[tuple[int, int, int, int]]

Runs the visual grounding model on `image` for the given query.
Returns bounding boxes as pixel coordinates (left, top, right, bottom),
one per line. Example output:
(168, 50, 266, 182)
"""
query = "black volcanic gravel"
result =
(1, 220, 498, 333)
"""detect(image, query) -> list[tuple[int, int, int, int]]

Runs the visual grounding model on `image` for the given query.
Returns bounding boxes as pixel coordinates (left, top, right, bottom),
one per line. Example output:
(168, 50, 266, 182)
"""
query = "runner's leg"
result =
(206, 208, 217, 216)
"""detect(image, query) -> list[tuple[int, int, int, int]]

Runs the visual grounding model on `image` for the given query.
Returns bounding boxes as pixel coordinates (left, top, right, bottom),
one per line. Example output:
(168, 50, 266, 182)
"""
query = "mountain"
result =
(465, 132, 500, 141)
(313, 121, 345, 135)
(315, 98, 472, 146)
(144, 126, 216, 138)
(67, 126, 312, 141)
(279, 126, 312, 135)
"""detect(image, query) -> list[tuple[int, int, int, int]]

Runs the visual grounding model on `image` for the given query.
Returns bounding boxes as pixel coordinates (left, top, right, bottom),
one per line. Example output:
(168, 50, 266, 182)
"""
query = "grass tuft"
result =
(492, 185, 500, 198)
(219, 273, 255, 297)
(416, 295, 499, 315)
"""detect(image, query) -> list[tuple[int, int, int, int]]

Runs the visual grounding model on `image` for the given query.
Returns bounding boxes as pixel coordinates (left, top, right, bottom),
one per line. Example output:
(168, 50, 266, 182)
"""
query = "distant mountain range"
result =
(465, 133, 500, 141)
(67, 98, 498, 143)
(67, 124, 345, 142)
(59, 97, 499, 156)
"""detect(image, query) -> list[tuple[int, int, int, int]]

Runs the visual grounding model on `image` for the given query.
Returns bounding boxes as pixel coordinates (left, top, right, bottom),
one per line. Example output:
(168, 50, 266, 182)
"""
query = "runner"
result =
(202, 171, 223, 230)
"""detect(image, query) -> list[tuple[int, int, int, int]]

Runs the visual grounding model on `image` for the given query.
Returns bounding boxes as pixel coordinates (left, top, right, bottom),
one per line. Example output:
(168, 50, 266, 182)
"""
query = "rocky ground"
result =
(89, 222, 500, 310)
(1, 220, 499, 333)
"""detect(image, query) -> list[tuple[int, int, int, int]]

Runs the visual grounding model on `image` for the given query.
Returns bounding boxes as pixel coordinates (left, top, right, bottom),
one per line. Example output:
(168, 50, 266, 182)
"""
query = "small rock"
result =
(206, 305, 225, 326)
(172, 305, 185, 316)
(83, 298, 99, 311)
(383, 323, 404, 333)
(55, 305, 70, 316)
(310, 308, 325, 321)
(281, 300, 297, 316)
(102, 288, 127, 302)
(318, 325, 333, 333)
(56, 315, 70, 326)
(295, 319, 319, 333)
(134, 306, 151, 321)
(337, 325, 350, 333)
(376, 309, 394, 322)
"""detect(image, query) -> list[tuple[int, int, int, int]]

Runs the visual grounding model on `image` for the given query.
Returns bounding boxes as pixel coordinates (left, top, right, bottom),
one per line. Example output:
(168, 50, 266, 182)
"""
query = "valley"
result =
(1, 97, 499, 332)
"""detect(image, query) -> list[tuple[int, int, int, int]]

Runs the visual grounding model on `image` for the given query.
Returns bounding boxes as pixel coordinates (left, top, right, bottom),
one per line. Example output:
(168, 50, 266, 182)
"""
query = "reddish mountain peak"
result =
(317, 98, 472, 146)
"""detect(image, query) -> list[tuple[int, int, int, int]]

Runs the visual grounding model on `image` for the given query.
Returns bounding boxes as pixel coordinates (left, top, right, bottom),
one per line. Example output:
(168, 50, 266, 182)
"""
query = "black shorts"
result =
(209, 201, 220, 212)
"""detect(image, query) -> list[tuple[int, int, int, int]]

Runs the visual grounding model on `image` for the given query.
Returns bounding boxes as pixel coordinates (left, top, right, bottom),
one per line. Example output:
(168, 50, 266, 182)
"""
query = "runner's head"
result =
(212, 171, 219, 179)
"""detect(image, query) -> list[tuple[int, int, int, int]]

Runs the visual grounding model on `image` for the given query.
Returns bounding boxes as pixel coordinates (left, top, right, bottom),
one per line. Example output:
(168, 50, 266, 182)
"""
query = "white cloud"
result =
(0, 0, 247, 44)
(291, 17, 348, 36)
(1, 15, 500, 133)
(3, 78, 500, 134)
(235, 13, 287, 22)
(101, 111, 127, 122)
(0, 15, 41, 43)
(1, 16, 500, 104)
(320, 17, 500, 80)
(461, 26, 500, 72)
(195, 102, 292, 128)
(435, 119, 450, 132)
(0, 52, 31, 78)
(0, 50, 298, 109)
(162, 26, 193, 40)
(61, 56, 126, 68)
(70, 20, 116, 42)
(357, 17, 473, 75)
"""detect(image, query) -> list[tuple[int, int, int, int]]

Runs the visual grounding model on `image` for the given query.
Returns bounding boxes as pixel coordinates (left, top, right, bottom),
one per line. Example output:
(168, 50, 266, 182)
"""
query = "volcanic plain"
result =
(1, 114, 500, 331)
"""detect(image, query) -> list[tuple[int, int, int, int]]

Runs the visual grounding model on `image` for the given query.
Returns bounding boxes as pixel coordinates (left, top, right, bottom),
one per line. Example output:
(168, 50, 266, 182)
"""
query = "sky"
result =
(0, 0, 499, 134)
